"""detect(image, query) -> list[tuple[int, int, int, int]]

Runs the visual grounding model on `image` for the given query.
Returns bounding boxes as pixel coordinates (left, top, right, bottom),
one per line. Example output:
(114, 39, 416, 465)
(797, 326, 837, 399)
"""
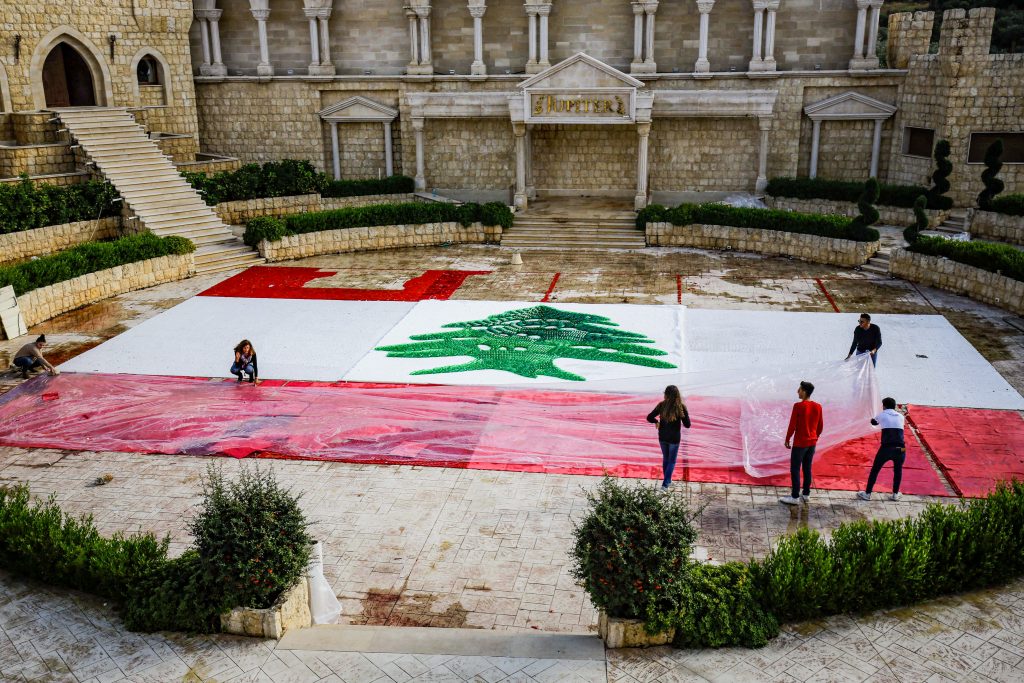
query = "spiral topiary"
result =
(977, 139, 1005, 211)
(905, 194, 928, 244)
(927, 140, 952, 207)
(849, 178, 880, 240)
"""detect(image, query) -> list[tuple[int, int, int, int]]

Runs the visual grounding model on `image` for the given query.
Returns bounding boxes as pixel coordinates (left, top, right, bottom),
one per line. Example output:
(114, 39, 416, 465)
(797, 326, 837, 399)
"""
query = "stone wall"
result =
(646, 222, 878, 267)
(0, 217, 121, 265)
(764, 196, 948, 228)
(531, 125, 634, 192)
(259, 222, 502, 261)
(971, 210, 1024, 246)
(221, 578, 311, 640)
(890, 248, 1024, 315)
(651, 118, 760, 193)
(175, 155, 243, 175)
(16, 253, 195, 327)
(0, 143, 77, 178)
(213, 192, 414, 225)
(423, 118, 514, 191)
(0, 172, 89, 187)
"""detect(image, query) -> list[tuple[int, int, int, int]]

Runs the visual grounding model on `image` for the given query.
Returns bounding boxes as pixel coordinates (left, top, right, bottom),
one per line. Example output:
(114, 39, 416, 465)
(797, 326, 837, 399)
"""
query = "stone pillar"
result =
(849, 0, 880, 70)
(870, 119, 883, 178)
(330, 121, 341, 180)
(644, 3, 657, 68)
(635, 122, 651, 210)
(305, 10, 320, 71)
(866, 4, 881, 59)
(526, 8, 539, 71)
(470, 2, 487, 76)
(251, 8, 273, 77)
(317, 12, 334, 75)
(196, 9, 227, 77)
(525, 126, 535, 198)
(419, 7, 433, 70)
(407, 10, 421, 66)
(809, 119, 821, 179)
(852, 0, 867, 60)
(538, 5, 551, 68)
(413, 118, 426, 191)
(631, 3, 645, 72)
(631, 2, 658, 74)
(383, 122, 394, 177)
(763, 2, 778, 70)
(514, 122, 528, 211)
(694, 0, 714, 75)
(749, 1, 765, 71)
(756, 117, 771, 194)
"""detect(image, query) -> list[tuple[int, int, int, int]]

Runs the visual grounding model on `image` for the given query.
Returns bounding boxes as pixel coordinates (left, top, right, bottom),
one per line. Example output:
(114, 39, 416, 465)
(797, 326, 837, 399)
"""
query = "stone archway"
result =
(42, 43, 96, 107)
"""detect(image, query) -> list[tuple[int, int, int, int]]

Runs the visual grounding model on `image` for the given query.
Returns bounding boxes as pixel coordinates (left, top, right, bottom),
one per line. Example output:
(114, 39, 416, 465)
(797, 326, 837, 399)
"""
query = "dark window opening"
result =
(902, 127, 935, 158)
(968, 133, 1024, 164)
(137, 56, 160, 85)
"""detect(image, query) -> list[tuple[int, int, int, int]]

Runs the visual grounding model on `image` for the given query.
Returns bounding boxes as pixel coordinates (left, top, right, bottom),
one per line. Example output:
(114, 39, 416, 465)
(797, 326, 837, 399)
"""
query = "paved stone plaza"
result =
(2, 244, 1024, 681)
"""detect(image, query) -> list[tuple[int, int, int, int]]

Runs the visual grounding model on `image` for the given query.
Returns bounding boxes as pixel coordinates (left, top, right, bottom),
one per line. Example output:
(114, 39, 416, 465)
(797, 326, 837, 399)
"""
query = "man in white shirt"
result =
(857, 397, 905, 501)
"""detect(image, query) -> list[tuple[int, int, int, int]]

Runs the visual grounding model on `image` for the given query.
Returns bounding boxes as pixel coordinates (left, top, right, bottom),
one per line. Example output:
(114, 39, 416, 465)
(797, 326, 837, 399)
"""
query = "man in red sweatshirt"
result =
(780, 381, 824, 505)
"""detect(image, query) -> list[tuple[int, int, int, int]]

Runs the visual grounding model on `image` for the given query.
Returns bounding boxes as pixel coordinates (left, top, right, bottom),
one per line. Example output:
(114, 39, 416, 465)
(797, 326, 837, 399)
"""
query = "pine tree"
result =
(977, 139, 1004, 211)
(376, 304, 677, 381)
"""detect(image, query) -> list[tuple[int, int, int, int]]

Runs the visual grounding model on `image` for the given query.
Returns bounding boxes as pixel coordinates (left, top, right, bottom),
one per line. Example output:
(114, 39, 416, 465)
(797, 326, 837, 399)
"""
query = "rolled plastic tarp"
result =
(305, 541, 341, 625)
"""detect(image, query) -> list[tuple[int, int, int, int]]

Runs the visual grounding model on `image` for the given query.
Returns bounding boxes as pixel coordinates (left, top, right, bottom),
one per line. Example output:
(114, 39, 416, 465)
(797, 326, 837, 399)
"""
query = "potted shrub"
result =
(570, 478, 697, 648)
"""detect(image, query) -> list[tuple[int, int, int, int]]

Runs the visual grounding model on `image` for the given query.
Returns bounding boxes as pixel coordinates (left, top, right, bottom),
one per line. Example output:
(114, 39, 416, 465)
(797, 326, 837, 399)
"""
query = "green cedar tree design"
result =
(376, 304, 677, 381)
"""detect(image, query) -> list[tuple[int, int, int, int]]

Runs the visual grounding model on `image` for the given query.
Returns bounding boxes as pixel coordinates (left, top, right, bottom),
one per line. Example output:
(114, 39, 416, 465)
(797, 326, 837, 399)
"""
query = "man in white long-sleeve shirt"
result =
(857, 397, 905, 501)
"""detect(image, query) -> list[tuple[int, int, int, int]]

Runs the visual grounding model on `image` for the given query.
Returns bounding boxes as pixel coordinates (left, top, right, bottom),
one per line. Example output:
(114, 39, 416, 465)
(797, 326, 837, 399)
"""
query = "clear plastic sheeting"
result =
(717, 193, 767, 209)
(0, 357, 878, 479)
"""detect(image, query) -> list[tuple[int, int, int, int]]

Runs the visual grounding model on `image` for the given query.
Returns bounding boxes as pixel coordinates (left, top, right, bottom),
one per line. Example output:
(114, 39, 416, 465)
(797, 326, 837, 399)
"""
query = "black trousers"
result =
(866, 445, 906, 494)
(790, 445, 816, 498)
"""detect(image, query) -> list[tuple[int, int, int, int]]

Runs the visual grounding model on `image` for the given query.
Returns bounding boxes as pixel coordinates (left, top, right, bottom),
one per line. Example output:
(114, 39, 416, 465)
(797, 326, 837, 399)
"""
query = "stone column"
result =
(419, 7, 433, 71)
(251, 8, 273, 77)
(469, 2, 487, 76)
(196, 9, 226, 77)
(809, 119, 821, 179)
(749, 1, 765, 71)
(383, 122, 394, 176)
(694, 0, 714, 75)
(305, 10, 320, 71)
(525, 126, 535, 199)
(513, 122, 528, 211)
(644, 3, 657, 69)
(538, 4, 551, 68)
(526, 7, 538, 71)
(198, 15, 212, 70)
(330, 121, 341, 180)
(413, 118, 426, 191)
(631, 3, 645, 72)
(755, 117, 771, 194)
(317, 11, 334, 75)
(635, 122, 651, 210)
(852, 0, 867, 60)
(870, 119, 883, 178)
(407, 9, 421, 66)
(865, 3, 881, 61)
(849, 0, 880, 69)
(763, 1, 778, 71)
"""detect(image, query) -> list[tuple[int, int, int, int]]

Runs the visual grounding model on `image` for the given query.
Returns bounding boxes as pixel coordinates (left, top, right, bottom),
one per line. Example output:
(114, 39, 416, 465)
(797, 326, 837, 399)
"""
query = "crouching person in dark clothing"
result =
(231, 339, 260, 385)
(858, 397, 906, 502)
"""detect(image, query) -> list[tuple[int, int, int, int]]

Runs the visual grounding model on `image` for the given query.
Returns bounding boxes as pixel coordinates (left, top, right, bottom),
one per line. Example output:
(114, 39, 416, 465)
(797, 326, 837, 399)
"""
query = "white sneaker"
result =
(660, 484, 671, 492)
(800, 494, 810, 503)
(857, 491, 872, 501)
(890, 492, 902, 501)
(779, 496, 800, 505)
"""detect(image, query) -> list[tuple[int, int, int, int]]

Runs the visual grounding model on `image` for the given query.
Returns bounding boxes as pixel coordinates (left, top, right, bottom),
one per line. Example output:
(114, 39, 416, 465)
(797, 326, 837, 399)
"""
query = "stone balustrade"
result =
(259, 222, 502, 261)
(16, 254, 195, 327)
(889, 248, 1024, 315)
(213, 193, 415, 225)
(646, 222, 878, 267)
(765, 196, 947, 228)
(971, 210, 1024, 246)
(0, 217, 122, 265)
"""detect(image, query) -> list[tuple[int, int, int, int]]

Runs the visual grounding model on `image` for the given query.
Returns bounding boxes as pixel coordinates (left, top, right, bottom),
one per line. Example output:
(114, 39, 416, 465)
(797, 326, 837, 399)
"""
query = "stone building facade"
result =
(0, 2, 1020, 209)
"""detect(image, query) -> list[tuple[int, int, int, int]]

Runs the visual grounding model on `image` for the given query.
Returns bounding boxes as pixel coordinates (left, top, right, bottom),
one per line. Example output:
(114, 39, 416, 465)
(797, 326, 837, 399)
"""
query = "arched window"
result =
(136, 55, 161, 85)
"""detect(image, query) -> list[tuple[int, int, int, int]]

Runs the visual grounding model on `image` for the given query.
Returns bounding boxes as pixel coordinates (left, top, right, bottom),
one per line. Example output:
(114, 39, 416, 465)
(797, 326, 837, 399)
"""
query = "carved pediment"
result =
(518, 53, 645, 90)
(804, 92, 896, 121)
(318, 96, 398, 122)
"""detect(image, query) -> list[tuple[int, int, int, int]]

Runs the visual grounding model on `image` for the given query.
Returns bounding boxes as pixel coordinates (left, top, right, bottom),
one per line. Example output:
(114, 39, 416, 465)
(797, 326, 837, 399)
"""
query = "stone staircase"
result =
(501, 214, 645, 250)
(929, 209, 971, 237)
(51, 108, 263, 274)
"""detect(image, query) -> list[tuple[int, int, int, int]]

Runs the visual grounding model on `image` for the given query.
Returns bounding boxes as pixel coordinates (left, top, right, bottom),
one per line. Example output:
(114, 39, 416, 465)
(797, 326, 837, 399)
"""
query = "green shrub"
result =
(850, 178, 881, 240)
(191, 465, 313, 610)
(243, 216, 287, 247)
(909, 235, 1024, 282)
(905, 195, 928, 244)
(928, 139, 953, 208)
(0, 177, 121, 234)
(0, 484, 169, 601)
(766, 176, 952, 210)
(123, 550, 230, 633)
(184, 160, 326, 205)
(321, 175, 415, 198)
(0, 233, 194, 296)
(247, 201, 514, 244)
(569, 478, 697, 635)
(990, 193, 1024, 217)
(636, 202, 877, 242)
(978, 139, 1005, 211)
(673, 563, 779, 649)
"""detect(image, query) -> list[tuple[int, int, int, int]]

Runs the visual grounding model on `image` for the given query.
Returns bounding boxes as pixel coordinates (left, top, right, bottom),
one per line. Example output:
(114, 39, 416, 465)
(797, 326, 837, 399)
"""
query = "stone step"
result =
(88, 150, 169, 164)
(144, 217, 226, 234)
(508, 227, 642, 236)
(503, 235, 646, 246)
(108, 174, 189, 190)
(861, 262, 890, 276)
(150, 226, 233, 241)
(140, 210, 221, 227)
(127, 192, 205, 208)
(95, 160, 175, 174)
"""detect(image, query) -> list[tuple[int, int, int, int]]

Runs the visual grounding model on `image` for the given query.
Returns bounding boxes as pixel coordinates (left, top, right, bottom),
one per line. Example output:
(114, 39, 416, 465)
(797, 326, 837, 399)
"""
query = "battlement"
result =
(889, 6, 1000, 67)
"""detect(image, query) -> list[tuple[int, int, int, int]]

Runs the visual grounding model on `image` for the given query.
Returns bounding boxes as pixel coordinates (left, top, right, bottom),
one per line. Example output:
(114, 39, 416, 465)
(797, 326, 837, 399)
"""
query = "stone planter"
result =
(765, 196, 947, 228)
(259, 221, 503, 261)
(971, 210, 1024, 246)
(0, 217, 121, 265)
(220, 577, 312, 640)
(646, 222, 877, 267)
(889, 248, 1024, 315)
(213, 192, 415, 225)
(598, 611, 675, 649)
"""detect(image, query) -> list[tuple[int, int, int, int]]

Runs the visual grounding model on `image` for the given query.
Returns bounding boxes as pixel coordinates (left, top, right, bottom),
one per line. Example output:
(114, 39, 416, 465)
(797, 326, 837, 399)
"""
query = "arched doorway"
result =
(42, 43, 96, 107)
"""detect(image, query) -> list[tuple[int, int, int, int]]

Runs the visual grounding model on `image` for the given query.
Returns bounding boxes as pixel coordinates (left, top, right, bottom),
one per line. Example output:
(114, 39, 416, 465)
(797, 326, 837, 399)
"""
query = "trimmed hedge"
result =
(182, 158, 415, 206)
(908, 235, 1024, 282)
(991, 193, 1024, 217)
(0, 177, 120, 234)
(0, 233, 194, 296)
(244, 201, 514, 246)
(766, 177, 954, 210)
(637, 202, 878, 242)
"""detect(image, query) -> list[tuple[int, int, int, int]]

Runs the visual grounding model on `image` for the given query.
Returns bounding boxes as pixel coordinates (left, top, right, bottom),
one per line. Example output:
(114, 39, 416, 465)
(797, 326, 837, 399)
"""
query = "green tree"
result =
(376, 304, 677, 381)
(978, 138, 1005, 211)
(850, 178, 881, 240)
(928, 139, 952, 207)
(905, 194, 929, 244)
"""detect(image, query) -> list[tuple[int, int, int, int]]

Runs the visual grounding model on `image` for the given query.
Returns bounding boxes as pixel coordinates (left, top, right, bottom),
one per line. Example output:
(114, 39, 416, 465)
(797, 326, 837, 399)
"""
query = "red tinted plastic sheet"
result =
(907, 405, 1024, 497)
